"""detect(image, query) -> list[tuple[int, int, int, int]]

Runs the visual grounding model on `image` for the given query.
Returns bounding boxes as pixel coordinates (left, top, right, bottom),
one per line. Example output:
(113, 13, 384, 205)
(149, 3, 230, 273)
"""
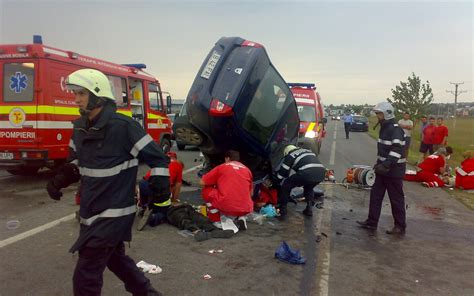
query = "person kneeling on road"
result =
(404, 146, 453, 188)
(357, 101, 406, 236)
(199, 150, 253, 231)
(136, 151, 184, 230)
(275, 145, 326, 218)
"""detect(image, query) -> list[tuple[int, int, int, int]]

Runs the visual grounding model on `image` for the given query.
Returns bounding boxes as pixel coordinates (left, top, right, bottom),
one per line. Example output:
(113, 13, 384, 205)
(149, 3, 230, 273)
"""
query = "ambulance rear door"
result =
(0, 59, 40, 171)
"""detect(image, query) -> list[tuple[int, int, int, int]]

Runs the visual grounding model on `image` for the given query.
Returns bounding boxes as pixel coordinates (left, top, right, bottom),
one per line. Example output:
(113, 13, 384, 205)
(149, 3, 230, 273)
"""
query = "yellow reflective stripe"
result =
(0, 105, 79, 115)
(147, 113, 168, 120)
(153, 198, 171, 207)
(117, 110, 132, 117)
(306, 122, 316, 132)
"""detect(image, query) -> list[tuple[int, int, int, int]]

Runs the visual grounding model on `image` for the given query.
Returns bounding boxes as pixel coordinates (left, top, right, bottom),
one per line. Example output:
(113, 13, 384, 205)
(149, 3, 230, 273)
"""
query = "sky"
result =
(1, 0, 472, 105)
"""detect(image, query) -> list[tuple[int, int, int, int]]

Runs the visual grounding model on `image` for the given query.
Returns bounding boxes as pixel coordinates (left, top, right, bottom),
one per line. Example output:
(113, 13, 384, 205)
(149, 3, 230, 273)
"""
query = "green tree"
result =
(387, 72, 433, 119)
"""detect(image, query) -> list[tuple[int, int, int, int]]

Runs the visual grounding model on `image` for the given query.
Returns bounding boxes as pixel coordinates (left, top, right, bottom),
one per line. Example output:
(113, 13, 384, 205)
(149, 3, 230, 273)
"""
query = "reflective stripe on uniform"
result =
(79, 158, 139, 177)
(281, 163, 290, 170)
(456, 167, 474, 176)
(69, 139, 76, 152)
(378, 138, 405, 146)
(378, 156, 406, 163)
(71, 159, 79, 165)
(80, 205, 136, 226)
(130, 134, 153, 157)
(153, 198, 171, 207)
(389, 151, 402, 158)
(293, 152, 314, 167)
(299, 163, 325, 171)
(149, 167, 170, 177)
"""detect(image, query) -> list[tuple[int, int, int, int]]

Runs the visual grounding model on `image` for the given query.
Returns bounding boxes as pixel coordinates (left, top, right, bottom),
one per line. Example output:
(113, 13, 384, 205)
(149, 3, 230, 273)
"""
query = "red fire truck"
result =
(0, 36, 173, 175)
(288, 83, 326, 155)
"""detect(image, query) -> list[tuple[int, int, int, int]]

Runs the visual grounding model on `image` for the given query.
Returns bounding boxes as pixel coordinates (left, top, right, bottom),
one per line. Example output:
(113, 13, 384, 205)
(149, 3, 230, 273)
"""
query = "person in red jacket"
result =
(405, 146, 453, 188)
(433, 117, 449, 151)
(199, 150, 253, 229)
(419, 116, 436, 160)
(456, 151, 474, 190)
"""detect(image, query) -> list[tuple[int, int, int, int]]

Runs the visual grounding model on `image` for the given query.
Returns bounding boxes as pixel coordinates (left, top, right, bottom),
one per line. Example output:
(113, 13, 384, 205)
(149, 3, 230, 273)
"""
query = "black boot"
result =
(302, 205, 313, 217)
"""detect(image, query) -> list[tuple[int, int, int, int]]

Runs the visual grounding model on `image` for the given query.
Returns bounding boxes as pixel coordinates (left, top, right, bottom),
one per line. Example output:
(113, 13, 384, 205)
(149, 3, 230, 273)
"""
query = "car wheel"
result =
(160, 138, 172, 153)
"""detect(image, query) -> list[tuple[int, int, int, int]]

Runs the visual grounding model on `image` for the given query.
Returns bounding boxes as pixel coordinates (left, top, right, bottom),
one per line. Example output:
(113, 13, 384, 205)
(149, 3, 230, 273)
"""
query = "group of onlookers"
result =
(398, 112, 473, 190)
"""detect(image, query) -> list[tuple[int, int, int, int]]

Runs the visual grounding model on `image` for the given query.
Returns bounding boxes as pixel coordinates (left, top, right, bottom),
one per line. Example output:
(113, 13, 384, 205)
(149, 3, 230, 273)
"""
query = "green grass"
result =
(368, 116, 474, 210)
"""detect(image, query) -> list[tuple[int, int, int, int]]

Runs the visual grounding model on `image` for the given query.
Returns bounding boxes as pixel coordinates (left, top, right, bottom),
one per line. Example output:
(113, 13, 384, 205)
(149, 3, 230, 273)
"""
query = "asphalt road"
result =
(0, 121, 473, 296)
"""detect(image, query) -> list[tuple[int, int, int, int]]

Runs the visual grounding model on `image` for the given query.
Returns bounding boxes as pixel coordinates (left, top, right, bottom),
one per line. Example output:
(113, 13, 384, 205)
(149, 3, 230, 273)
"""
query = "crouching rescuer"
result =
(275, 145, 326, 218)
(46, 69, 168, 296)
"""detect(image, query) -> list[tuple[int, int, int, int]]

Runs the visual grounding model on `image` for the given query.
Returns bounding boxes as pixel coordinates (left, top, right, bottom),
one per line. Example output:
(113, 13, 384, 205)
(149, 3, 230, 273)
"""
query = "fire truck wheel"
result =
(160, 138, 172, 153)
(7, 166, 40, 176)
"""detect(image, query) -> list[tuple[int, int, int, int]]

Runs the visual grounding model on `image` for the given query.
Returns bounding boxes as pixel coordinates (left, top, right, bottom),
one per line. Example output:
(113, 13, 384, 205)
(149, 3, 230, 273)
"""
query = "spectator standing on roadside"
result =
(433, 117, 449, 151)
(342, 111, 353, 139)
(419, 116, 436, 160)
(398, 112, 413, 158)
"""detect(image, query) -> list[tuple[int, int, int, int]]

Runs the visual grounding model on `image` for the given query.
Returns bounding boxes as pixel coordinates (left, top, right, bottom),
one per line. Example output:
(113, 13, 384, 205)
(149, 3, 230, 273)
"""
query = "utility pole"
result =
(446, 82, 467, 128)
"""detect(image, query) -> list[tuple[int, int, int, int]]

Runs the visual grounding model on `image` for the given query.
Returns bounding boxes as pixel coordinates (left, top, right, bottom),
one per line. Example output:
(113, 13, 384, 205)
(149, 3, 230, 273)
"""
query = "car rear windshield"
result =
(3, 62, 35, 102)
(241, 66, 293, 145)
(353, 116, 368, 122)
(297, 105, 316, 122)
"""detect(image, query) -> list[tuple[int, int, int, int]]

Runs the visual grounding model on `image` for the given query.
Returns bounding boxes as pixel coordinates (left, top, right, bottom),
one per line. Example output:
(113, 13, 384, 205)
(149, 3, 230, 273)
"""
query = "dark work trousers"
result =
(278, 173, 319, 208)
(344, 122, 351, 139)
(73, 242, 157, 296)
(367, 174, 406, 229)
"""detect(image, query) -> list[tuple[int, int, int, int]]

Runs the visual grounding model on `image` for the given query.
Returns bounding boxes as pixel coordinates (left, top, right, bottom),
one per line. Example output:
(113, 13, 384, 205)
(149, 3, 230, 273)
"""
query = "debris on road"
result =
(321, 232, 328, 238)
(260, 204, 277, 217)
(315, 235, 322, 243)
(203, 274, 212, 280)
(136, 260, 162, 274)
(275, 241, 306, 265)
(6, 220, 20, 230)
(208, 249, 224, 254)
(177, 230, 195, 237)
(336, 231, 342, 235)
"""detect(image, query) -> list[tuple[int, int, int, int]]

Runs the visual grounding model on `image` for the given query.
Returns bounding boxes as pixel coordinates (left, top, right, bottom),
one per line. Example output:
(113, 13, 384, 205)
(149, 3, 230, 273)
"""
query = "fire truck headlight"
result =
(304, 130, 317, 139)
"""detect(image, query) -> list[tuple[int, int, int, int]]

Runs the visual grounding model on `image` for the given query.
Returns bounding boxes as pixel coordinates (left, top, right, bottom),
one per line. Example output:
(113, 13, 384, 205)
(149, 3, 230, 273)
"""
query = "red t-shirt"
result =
(418, 154, 445, 174)
(422, 125, 436, 144)
(433, 125, 448, 145)
(144, 159, 183, 186)
(202, 161, 253, 214)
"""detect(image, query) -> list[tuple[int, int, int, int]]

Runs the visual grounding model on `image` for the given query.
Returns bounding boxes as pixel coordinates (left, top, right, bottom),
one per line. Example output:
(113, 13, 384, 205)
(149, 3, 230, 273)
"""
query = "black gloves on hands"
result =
(149, 175, 171, 203)
(46, 163, 80, 201)
(373, 163, 390, 175)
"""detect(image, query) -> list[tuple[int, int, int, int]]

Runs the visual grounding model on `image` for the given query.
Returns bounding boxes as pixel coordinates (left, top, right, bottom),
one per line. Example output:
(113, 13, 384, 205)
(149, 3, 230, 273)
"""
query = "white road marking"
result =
(183, 163, 202, 174)
(317, 184, 334, 295)
(330, 122, 337, 165)
(0, 213, 75, 248)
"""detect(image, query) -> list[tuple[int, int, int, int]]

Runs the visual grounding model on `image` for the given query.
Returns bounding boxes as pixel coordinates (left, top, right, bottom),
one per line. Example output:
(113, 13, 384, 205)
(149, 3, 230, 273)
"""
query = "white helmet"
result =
(373, 101, 395, 120)
(66, 69, 115, 101)
(284, 145, 297, 156)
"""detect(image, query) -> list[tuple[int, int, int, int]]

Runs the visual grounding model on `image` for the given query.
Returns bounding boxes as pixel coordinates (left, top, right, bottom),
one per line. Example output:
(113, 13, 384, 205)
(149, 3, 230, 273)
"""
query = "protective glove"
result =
(373, 163, 390, 175)
(46, 174, 67, 200)
(149, 175, 171, 201)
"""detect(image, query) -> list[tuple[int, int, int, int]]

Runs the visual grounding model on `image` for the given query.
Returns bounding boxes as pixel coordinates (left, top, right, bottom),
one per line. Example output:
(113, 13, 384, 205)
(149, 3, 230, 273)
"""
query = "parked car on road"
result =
(349, 115, 369, 132)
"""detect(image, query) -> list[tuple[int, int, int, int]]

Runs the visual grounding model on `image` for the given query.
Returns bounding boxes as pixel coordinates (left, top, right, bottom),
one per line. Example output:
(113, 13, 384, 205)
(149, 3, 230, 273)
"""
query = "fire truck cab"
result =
(288, 83, 326, 155)
(0, 36, 173, 175)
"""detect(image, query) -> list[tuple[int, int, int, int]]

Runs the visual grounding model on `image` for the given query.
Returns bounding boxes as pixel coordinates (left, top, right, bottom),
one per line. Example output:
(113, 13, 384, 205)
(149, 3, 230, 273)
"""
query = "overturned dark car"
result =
(173, 37, 298, 179)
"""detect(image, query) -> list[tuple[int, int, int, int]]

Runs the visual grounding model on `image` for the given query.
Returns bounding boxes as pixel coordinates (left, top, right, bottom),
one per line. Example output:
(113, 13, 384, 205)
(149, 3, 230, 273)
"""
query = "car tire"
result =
(160, 138, 172, 153)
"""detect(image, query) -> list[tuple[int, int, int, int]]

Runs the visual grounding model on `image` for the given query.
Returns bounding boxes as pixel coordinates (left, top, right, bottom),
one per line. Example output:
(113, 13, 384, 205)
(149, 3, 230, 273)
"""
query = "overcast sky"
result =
(1, 0, 472, 105)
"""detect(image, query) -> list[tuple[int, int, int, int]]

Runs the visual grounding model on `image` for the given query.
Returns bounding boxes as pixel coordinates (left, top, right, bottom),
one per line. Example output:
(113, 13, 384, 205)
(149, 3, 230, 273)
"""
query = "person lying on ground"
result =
(404, 146, 453, 188)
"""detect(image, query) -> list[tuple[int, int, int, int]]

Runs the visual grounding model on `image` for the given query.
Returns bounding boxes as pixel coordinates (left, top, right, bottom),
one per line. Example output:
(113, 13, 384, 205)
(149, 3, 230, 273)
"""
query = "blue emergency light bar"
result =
(33, 35, 43, 44)
(287, 83, 316, 89)
(122, 64, 147, 69)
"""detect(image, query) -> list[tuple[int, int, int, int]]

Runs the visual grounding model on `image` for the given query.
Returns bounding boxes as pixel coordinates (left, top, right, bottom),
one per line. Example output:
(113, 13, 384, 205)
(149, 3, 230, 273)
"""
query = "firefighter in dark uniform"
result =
(46, 69, 169, 296)
(357, 101, 407, 235)
(275, 145, 326, 218)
